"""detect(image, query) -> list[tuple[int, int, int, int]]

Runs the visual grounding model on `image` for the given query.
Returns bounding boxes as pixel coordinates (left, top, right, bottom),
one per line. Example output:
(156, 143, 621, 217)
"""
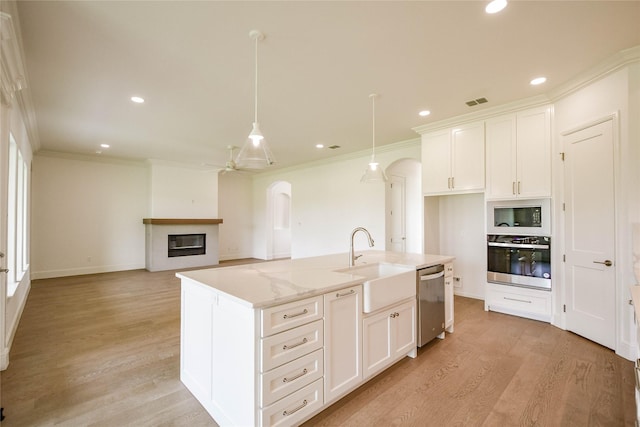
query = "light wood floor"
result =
(1, 264, 636, 426)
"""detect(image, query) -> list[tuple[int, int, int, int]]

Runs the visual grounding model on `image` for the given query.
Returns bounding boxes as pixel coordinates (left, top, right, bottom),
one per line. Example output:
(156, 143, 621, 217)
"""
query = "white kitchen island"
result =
(176, 251, 454, 427)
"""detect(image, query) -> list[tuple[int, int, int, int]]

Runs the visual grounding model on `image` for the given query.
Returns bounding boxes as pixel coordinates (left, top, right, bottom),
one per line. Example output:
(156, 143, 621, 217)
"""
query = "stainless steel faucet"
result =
(349, 227, 375, 266)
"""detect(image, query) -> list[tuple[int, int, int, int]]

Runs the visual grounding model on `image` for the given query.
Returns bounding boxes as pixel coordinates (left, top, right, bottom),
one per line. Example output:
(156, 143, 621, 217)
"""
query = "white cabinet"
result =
(421, 121, 485, 195)
(323, 285, 362, 404)
(444, 263, 454, 332)
(363, 298, 416, 380)
(484, 282, 551, 322)
(485, 106, 551, 200)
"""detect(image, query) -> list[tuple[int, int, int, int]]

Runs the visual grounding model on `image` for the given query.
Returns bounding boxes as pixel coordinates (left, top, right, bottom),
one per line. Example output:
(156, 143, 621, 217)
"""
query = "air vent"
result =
(466, 97, 488, 107)
(328, 145, 341, 150)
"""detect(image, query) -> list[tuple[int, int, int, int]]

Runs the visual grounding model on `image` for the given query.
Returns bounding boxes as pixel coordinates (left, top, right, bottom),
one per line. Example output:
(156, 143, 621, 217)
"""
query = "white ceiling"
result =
(13, 1, 640, 170)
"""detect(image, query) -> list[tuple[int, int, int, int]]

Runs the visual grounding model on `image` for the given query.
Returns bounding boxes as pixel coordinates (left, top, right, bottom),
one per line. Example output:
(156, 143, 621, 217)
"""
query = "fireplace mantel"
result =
(142, 218, 223, 225)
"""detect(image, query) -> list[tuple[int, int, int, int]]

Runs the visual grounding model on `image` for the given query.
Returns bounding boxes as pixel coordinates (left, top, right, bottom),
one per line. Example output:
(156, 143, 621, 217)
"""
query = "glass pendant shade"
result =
(360, 158, 388, 183)
(236, 132, 275, 169)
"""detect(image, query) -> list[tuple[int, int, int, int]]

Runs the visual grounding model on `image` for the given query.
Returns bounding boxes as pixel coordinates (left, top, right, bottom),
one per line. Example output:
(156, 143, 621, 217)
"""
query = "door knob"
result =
(1, 269, 8, 273)
(593, 260, 613, 267)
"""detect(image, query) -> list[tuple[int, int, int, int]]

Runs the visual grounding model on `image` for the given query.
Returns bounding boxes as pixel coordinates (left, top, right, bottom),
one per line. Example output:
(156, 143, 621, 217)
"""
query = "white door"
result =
(388, 175, 406, 252)
(564, 119, 616, 350)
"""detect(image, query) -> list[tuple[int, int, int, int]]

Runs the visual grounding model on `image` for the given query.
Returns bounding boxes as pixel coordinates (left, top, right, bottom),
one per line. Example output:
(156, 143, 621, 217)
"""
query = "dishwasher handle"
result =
(419, 271, 445, 281)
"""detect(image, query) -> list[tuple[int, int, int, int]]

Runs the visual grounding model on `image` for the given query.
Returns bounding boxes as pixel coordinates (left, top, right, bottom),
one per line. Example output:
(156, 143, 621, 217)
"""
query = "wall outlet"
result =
(453, 276, 462, 288)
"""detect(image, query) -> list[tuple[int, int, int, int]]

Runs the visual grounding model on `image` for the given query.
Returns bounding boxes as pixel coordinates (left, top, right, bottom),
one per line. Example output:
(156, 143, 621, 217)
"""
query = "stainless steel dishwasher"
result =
(417, 264, 445, 347)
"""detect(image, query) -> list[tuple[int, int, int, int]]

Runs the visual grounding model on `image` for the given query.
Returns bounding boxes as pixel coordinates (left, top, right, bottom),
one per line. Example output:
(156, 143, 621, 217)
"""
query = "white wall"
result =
(149, 162, 218, 218)
(438, 193, 486, 300)
(218, 172, 254, 260)
(553, 65, 639, 359)
(32, 154, 148, 279)
(251, 141, 420, 262)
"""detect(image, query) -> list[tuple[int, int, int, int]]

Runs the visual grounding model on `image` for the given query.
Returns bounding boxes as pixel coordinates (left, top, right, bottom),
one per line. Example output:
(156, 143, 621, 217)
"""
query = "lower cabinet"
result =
(484, 282, 551, 322)
(323, 285, 362, 404)
(363, 298, 417, 380)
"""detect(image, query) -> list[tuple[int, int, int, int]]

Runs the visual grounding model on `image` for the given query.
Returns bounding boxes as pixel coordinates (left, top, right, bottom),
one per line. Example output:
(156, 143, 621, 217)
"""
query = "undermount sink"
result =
(338, 263, 415, 313)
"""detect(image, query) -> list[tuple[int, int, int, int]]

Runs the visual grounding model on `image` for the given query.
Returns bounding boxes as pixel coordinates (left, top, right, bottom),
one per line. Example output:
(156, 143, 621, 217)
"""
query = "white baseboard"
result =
(453, 290, 484, 300)
(31, 263, 145, 280)
(1, 346, 8, 370)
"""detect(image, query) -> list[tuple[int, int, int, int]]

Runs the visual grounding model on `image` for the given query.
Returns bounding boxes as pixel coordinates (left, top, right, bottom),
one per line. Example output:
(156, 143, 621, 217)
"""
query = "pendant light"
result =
(361, 93, 388, 183)
(235, 30, 275, 169)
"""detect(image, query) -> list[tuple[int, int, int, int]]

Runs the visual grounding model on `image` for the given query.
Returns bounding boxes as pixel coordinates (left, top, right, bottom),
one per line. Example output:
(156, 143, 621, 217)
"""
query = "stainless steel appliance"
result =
(487, 199, 551, 236)
(487, 235, 551, 290)
(417, 264, 445, 347)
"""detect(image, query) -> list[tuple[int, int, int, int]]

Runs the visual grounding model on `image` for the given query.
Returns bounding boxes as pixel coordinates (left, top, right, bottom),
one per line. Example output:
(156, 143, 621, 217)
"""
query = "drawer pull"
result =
(283, 308, 308, 319)
(504, 296, 532, 304)
(336, 289, 355, 298)
(390, 312, 400, 318)
(282, 368, 308, 383)
(283, 399, 307, 417)
(283, 337, 308, 351)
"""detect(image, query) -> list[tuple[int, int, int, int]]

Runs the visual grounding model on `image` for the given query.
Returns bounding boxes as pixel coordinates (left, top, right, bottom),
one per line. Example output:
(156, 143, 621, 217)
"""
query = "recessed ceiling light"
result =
(130, 96, 145, 103)
(100, 143, 110, 148)
(316, 144, 324, 149)
(485, 0, 507, 14)
(419, 110, 431, 117)
(530, 77, 547, 86)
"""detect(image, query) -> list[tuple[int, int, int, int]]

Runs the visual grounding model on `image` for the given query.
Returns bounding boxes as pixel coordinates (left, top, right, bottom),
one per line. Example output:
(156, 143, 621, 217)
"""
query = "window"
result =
(7, 133, 29, 296)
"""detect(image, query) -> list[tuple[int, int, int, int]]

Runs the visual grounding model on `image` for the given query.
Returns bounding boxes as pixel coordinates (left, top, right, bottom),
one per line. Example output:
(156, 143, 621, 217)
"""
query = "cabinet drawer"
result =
(260, 378, 323, 427)
(261, 320, 324, 372)
(261, 348, 323, 407)
(486, 284, 551, 320)
(261, 296, 323, 337)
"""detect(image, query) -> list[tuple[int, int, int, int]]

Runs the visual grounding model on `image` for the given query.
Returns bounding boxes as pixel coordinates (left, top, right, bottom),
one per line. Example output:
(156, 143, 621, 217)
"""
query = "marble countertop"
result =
(176, 250, 455, 309)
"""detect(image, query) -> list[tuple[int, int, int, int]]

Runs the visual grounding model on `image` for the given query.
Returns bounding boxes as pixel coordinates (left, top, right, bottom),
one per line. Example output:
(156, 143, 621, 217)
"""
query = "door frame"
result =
(559, 112, 624, 354)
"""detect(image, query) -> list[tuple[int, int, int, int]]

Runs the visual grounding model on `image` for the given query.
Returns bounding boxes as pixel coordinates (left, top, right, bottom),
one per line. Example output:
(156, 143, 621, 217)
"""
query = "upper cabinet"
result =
(485, 106, 551, 200)
(421, 121, 485, 196)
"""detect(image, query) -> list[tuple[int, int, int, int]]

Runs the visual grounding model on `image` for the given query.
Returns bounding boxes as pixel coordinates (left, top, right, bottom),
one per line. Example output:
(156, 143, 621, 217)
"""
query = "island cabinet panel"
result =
(180, 279, 257, 427)
(444, 262, 454, 332)
(363, 298, 417, 380)
(323, 285, 362, 404)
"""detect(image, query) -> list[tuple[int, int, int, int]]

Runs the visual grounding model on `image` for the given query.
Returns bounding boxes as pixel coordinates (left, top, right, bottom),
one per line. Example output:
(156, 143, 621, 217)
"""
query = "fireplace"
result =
(168, 234, 206, 257)
(143, 218, 222, 272)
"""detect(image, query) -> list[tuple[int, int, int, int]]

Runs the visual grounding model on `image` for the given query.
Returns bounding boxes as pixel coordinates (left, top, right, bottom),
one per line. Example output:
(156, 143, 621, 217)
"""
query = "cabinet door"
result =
(485, 114, 517, 199)
(421, 130, 452, 194)
(324, 286, 362, 404)
(362, 310, 392, 380)
(392, 300, 416, 358)
(451, 121, 485, 192)
(516, 107, 551, 198)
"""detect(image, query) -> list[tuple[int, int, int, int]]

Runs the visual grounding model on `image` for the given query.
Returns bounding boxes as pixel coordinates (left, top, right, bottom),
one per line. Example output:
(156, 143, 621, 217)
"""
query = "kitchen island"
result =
(176, 250, 454, 426)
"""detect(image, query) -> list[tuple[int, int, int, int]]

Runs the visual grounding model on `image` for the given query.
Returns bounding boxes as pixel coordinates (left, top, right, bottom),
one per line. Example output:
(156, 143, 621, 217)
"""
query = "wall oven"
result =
(487, 199, 551, 236)
(487, 235, 551, 290)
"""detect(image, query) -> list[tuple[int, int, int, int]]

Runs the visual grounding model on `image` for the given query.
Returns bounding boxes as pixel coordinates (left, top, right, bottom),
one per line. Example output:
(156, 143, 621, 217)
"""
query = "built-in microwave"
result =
(487, 199, 551, 236)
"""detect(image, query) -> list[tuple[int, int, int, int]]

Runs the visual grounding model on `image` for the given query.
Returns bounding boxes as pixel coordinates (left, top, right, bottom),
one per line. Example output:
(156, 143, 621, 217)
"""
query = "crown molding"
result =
(253, 136, 421, 179)
(547, 45, 640, 102)
(413, 44, 640, 136)
(412, 95, 551, 135)
(35, 150, 148, 167)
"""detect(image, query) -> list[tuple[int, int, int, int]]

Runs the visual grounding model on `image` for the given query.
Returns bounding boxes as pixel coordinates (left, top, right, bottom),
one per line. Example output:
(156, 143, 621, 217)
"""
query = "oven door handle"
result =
(419, 271, 445, 281)
(488, 242, 550, 250)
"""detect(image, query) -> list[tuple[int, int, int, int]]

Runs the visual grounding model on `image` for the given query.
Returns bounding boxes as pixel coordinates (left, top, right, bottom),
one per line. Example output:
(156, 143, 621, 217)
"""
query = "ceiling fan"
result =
(218, 145, 249, 175)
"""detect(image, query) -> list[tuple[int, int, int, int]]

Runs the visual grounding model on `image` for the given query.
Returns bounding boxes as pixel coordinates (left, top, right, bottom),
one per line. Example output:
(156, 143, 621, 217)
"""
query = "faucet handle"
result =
(355, 254, 363, 261)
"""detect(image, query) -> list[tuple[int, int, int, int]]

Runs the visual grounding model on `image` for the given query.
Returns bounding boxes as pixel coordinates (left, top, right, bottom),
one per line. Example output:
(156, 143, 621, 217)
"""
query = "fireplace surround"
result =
(143, 218, 222, 272)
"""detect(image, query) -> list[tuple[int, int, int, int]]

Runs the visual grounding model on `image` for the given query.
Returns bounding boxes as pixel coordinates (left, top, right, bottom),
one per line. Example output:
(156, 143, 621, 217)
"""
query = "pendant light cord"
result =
(371, 93, 377, 160)
(254, 34, 259, 124)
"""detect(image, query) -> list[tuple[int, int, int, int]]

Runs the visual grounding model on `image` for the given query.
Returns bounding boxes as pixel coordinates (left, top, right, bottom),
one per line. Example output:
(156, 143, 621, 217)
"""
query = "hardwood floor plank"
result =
(1, 267, 635, 426)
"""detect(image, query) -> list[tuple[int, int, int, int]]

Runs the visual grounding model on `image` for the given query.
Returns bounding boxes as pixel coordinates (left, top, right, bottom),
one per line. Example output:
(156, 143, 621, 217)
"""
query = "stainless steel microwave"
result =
(487, 199, 551, 236)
